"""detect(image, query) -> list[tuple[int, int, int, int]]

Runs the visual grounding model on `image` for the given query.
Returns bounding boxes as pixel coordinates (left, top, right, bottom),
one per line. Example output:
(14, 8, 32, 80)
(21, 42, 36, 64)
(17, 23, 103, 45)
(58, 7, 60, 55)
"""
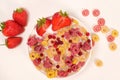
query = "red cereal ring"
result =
(92, 9, 100, 17)
(93, 25, 101, 32)
(107, 35, 115, 42)
(82, 9, 89, 16)
(97, 18, 105, 26)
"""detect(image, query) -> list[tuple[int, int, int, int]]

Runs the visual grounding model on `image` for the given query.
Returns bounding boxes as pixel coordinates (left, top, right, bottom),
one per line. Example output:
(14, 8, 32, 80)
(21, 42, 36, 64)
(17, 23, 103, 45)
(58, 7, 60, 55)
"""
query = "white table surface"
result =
(0, 0, 120, 80)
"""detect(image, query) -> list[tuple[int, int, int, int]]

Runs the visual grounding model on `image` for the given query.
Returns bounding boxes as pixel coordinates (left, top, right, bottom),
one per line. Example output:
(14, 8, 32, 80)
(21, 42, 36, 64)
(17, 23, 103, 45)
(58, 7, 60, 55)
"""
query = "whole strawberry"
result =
(36, 17, 51, 36)
(6, 37, 22, 49)
(0, 20, 24, 37)
(13, 8, 28, 26)
(52, 10, 72, 31)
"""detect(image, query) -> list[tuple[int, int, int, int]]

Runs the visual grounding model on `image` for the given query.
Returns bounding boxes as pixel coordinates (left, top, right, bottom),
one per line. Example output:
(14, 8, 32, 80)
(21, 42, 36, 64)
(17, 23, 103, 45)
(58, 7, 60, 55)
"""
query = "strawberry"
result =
(6, 37, 22, 49)
(52, 10, 72, 31)
(36, 17, 51, 36)
(13, 8, 28, 26)
(0, 20, 24, 37)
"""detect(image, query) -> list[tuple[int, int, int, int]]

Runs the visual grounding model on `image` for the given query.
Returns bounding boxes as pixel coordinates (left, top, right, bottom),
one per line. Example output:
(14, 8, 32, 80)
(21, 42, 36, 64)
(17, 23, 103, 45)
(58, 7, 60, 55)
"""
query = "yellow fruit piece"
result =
(95, 59, 103, 67)
(46, 69, 57, 78)
(92, 34, 99, 42)
(72, 37, 80, 43)
(111, 29, 119, 37)
(73, 19, 79, 24)
(41, 40, 48, 46)
(101, 25, 110, 33)
(29, 52, 40, 60)
(109, 42, 117, 51)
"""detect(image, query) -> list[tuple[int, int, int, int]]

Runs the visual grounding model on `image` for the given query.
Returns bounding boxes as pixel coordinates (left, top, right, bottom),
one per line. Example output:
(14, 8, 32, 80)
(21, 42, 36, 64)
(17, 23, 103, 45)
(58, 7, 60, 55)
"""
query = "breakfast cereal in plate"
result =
(27, 10, 92, 78)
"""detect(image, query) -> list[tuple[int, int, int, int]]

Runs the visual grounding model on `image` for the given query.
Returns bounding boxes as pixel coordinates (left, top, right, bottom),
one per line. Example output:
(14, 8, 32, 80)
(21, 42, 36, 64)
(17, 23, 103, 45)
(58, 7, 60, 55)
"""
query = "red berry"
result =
(36, 18, 51, 36)
(13, 8, 28, 26)
(6, 37, 22, 49)
(86, 32, 90, 36)
(1, 20, 24, 37)
(52, 10, 72, 31)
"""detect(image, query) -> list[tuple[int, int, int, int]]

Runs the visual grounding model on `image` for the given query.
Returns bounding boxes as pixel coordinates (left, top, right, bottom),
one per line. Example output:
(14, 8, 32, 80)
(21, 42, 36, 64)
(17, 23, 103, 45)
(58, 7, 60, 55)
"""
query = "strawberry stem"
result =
(37, 17, 46, 27)
(60, 10, 68, 17)
(0, 22, 5, 29)
(16, 8, 23, 13)
(0, 44, 5, 46)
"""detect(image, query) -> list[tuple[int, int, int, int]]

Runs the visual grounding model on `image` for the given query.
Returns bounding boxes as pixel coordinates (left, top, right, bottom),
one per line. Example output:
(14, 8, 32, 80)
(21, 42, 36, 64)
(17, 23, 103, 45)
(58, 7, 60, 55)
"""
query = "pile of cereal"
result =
(27, 21, 92, 78)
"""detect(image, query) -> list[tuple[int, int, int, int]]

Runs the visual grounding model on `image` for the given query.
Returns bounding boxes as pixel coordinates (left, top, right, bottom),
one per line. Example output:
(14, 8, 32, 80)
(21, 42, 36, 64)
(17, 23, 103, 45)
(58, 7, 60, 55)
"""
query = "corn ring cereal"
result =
(92, 33, 100, 42)
(109, 42, 117, 51)
(111, 29, 119, 37)
(101, 25, 110, 33)
(95, 59, 103, 67)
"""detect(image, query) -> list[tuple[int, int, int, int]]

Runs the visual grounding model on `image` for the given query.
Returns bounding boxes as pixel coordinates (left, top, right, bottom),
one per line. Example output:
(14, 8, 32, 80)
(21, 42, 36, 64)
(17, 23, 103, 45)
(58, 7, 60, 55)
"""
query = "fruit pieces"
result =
(52, 10, 72, 31)
(82, 9, 89, 16)
(92, 9, 100, 17)
(109, 42, 117, 51)
(13, 8, 28, 26)
(6, 37, 22, 49)
(0, 20, 24, 37)
(36, 17, 51, 36)
(0, 7, 28, 49)
(94, 59, 103, 67)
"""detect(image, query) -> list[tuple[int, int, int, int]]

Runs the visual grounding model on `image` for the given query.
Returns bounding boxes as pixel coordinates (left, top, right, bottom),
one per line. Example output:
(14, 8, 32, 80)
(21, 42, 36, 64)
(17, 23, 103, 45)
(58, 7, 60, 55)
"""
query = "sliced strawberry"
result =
(6, 37, 22, 49)
(13, 8, 28, 26)
(52, 10, 72, 31)
(0, 20, 24, 37)
(36, 18, 51, 36)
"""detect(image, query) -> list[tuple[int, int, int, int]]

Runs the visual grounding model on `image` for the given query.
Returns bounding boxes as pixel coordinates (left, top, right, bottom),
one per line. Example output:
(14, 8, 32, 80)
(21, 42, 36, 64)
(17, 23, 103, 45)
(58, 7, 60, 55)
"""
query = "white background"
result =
(0, 0, 120, 80)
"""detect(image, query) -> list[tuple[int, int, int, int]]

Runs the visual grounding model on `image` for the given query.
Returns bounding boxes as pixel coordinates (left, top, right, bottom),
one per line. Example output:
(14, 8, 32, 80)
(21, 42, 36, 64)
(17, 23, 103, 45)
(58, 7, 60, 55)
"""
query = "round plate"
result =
(27, 15, 92, 78)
